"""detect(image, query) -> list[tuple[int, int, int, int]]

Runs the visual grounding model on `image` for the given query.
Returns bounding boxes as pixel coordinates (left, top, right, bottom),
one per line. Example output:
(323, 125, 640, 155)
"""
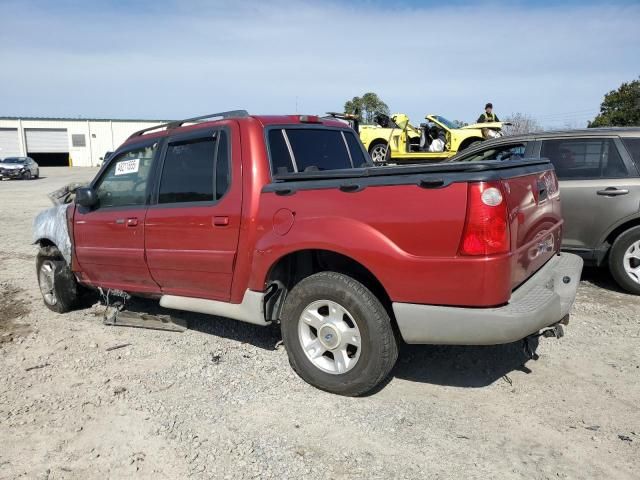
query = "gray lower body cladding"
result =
(393, 253, 584, 345)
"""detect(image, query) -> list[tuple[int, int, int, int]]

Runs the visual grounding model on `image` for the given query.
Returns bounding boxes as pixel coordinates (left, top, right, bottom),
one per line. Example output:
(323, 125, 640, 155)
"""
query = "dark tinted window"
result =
(345, 131, 368, 167)
(268, 129, 295, 174)
(95, 143, 157, 208)
(457, 143, 527, 162)
(622, 138, 640, 172)
(286, 129, 352, 172)
(159, 137, 215, 204)
(541, 138, 627, 180)
(216, 130, 230, 200)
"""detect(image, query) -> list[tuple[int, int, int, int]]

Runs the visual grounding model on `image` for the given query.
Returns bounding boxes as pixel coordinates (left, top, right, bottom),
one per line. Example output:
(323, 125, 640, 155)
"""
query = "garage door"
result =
(25, 129, 69, 153)
(0, 128, 21, 159)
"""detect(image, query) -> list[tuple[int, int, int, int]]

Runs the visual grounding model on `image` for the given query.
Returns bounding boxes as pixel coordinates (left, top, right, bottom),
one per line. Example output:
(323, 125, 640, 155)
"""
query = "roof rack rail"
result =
(128, 109, 249, 139)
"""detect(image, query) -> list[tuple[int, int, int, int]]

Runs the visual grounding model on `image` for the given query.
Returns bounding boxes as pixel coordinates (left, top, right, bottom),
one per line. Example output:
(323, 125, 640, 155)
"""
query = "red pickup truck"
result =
(33, 110, 583, 396)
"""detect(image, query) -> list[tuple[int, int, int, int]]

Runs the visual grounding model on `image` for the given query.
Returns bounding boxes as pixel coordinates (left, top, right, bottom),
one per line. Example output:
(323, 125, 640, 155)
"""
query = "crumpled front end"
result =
(32, 204, 72, 264)
(0, 165, 26, 179)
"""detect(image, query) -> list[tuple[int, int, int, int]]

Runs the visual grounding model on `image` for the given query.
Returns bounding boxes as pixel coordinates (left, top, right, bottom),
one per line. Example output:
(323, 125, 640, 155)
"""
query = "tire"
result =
(608, 226, 640, 295)
(36, 246, 80, 313)
(368, 142, 388, 166)
(34, 169, 39, 179)
(280, 272, 398, 396)
(23, 170, 32, 180)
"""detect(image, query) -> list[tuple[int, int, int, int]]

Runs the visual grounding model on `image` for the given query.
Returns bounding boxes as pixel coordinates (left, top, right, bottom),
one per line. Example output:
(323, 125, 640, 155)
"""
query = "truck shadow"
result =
(115, 297, 541, 388)
(579, 266, 626, 294)
(384, 338, 539, 390)
(119, 297, 282, 351)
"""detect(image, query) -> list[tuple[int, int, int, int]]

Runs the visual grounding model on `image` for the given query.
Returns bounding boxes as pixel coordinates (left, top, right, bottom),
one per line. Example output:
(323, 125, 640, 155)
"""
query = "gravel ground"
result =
(1, 167, 639, 479)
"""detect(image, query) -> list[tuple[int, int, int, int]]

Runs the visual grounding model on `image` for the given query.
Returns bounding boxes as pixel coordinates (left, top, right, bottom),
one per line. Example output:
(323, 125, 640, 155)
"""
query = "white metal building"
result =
(0, 117, 168, 167)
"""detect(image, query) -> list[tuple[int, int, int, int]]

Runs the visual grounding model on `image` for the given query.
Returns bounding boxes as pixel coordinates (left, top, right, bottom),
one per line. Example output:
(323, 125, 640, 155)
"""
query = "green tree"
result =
(589, 77, 640, 127)
(344, 92, 390, 124)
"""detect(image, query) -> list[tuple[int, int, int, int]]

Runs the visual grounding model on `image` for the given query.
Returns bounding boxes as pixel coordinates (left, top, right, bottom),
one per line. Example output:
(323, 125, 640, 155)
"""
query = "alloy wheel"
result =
(370, 144, 388, 166)
(38, 260, 57, 306)
(623, 240, 640, 284)
(298, 299, 362, 375)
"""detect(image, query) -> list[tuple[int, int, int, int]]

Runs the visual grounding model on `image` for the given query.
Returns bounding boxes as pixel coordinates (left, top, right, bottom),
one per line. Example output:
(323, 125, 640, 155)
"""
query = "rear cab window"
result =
(267, 127, 367, 175)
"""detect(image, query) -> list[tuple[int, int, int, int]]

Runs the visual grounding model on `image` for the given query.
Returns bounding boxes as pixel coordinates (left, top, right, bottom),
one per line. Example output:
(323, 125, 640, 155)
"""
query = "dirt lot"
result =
(1, 167, 639, 479)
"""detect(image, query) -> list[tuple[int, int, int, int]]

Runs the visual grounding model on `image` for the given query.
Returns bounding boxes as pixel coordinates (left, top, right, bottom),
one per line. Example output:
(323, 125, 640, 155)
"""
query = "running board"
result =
(159, 290, 268, 326)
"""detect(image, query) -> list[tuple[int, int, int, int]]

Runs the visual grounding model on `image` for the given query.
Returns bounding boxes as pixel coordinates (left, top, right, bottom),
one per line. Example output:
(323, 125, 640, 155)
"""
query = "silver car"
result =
(451, 128, 640, 295)
(0, 157, 40, 180)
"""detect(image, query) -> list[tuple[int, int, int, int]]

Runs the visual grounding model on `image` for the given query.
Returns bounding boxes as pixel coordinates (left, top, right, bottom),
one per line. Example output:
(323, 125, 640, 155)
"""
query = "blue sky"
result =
(0, 0, 638, 128)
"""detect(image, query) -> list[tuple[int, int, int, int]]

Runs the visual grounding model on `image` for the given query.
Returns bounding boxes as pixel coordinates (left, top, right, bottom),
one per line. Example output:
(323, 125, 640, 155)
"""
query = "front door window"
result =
(94, 143, 158, 209)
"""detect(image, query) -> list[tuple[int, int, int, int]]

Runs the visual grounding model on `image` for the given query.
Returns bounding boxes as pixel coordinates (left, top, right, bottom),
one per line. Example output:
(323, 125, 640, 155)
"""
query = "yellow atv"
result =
(359, 113, 507, 165)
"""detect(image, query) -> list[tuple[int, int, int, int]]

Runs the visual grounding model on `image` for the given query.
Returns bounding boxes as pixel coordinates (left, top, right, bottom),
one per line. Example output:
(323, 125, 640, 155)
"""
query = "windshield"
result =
(430, 116, 457, 129)
(1, 158, 26, 164)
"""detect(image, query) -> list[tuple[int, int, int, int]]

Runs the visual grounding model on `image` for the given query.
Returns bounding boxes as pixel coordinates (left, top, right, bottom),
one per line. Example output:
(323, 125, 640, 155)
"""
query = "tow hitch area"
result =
(523, 316, 569, 359)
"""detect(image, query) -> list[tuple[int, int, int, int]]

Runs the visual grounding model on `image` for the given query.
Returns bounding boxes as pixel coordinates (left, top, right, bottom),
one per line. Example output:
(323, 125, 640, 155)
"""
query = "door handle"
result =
(126, 217, 139, 227)
(597, 188, 629, 197)
(213, 216, 229, 226)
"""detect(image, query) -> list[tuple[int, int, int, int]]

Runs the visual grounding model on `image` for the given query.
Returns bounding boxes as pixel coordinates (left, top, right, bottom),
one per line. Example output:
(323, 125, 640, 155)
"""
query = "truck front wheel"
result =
(36, 246, 80, 313)
(280, 272, 398, 396)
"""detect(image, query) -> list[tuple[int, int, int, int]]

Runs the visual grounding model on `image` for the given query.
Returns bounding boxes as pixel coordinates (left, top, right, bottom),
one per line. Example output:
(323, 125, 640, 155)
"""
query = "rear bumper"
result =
(393, 253, 583, 345)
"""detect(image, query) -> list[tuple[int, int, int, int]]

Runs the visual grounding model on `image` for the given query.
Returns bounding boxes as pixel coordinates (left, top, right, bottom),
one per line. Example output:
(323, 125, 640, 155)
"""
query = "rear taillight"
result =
(459, 182, 510, 256)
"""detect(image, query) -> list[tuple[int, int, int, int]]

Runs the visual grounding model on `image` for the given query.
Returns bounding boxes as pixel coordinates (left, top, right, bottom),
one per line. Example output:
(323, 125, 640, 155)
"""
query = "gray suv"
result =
(451, 128, 640, 294)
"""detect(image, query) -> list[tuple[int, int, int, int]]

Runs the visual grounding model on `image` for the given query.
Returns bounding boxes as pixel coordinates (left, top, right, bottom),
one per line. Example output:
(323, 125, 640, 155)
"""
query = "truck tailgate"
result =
(502, 169, 562, 290)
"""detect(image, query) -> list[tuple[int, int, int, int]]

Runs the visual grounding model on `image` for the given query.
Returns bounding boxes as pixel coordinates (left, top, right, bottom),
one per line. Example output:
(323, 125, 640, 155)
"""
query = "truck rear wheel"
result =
(280, 272, 398, 396)
(36, 246, 80, 313)
(609, 226, 640, 295)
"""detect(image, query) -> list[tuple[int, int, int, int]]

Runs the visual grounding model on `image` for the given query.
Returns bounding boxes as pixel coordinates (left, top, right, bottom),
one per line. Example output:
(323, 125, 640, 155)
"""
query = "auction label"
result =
(115, 158, 140, 176)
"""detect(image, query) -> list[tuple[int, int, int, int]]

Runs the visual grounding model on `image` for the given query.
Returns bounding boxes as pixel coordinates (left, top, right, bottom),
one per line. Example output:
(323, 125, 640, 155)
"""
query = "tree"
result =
(344, 92, 390, 124)
(589, 77, 640, 127)
(502, 112, 543, 136)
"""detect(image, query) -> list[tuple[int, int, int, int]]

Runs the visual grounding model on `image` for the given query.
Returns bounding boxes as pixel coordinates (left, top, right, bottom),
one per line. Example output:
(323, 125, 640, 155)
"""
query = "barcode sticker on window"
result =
(115, 158, 140, 176)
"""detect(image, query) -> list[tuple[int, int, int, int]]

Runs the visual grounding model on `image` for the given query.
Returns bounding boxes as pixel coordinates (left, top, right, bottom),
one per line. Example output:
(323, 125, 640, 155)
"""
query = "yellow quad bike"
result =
(359, 113, 508, 165)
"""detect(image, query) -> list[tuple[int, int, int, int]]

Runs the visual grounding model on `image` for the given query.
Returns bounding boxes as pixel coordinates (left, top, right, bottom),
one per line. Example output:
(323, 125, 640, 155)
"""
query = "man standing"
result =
(477, 103, 499, 123)
(477, 103, 501, 139)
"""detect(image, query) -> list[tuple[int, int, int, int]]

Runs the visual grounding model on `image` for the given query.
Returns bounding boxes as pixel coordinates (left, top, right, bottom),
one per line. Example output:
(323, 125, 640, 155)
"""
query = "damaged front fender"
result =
(33, 204, 72, 264)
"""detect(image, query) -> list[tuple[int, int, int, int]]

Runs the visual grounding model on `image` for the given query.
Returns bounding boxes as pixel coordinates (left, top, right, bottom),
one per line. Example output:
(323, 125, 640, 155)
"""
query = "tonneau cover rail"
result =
(272, 157, 553, 182)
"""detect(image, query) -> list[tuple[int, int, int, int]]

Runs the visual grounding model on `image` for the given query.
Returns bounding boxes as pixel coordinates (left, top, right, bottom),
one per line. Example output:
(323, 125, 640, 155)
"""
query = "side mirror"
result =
(75, 187, 98, 208)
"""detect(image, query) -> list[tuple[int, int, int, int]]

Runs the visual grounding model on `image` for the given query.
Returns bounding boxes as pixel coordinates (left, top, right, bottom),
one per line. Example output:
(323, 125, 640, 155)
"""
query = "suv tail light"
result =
(459, 181, 510, 256)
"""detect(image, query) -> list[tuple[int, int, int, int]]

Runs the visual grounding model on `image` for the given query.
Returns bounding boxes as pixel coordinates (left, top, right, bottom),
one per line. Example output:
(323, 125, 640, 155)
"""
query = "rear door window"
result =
(159, 136, 216, 204)
(158, 130, 230, 204)
(540, 138, 628, 180)
(267, 128, 363, 174)
(622, 138, 640, 173)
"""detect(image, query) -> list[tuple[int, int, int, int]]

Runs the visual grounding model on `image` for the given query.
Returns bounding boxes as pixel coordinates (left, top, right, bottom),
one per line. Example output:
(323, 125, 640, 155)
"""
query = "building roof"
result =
(0, 116, 171, 123)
